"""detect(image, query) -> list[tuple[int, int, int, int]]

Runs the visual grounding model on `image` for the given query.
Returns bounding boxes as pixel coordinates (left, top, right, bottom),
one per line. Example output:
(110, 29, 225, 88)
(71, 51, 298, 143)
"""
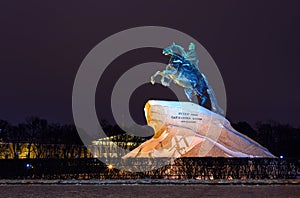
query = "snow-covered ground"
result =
(0, 183, 299, 198)
(0, 179, 298, 185)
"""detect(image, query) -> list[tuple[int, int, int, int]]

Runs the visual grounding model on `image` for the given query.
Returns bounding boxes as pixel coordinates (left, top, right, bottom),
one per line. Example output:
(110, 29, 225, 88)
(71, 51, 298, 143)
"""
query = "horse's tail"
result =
(202, 74, 225, 116)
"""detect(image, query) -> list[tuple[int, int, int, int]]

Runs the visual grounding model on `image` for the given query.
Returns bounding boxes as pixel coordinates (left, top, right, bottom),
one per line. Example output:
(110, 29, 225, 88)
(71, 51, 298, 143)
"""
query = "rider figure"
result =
(185, 43, 199, 67)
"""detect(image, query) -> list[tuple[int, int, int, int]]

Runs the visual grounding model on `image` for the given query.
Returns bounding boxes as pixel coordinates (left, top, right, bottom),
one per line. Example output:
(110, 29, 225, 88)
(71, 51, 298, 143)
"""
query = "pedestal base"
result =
(123, 100, 275, 158)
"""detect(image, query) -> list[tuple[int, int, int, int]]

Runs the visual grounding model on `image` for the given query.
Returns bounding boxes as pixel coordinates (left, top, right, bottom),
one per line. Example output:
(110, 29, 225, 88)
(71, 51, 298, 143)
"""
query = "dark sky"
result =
(0, 1, 299, 127)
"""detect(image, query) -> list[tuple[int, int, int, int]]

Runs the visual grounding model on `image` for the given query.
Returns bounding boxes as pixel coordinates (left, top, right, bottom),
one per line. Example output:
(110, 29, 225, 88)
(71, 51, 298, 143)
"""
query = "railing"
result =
(0, 157, 298, 180)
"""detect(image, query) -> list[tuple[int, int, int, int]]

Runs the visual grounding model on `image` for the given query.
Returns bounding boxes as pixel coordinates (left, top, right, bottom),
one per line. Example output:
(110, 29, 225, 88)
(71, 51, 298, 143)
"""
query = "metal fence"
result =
(0, 157, 298, 180)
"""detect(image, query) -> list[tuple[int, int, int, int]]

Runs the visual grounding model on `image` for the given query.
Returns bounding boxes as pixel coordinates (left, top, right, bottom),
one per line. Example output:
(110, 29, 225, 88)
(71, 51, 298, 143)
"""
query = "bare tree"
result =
(24, 117, 48, 159)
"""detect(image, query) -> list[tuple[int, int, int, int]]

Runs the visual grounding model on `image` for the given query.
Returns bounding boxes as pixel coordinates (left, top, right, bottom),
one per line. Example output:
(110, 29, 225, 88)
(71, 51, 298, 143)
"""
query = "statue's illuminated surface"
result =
(151, 42, 224, 115)
(124, 43, 275, 158)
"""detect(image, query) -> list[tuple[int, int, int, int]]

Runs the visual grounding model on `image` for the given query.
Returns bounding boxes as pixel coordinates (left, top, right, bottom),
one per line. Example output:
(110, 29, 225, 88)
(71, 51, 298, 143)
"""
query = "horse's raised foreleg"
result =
(151, 70, 171, 86)
(151, 65, 178, 86)
(160, 67, 178, 86)
(161, 75, 172, 87)
(150, 70, 163, 84)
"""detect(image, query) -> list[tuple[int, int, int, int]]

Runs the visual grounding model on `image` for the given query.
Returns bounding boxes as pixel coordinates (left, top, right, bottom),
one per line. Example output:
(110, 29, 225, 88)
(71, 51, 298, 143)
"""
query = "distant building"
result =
(89, 134, 147, 158)
(0, 134, 146, 159)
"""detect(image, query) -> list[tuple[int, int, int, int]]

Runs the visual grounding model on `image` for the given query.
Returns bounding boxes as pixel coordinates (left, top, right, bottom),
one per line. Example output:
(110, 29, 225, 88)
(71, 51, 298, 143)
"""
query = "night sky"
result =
(0, 1, 300, 127)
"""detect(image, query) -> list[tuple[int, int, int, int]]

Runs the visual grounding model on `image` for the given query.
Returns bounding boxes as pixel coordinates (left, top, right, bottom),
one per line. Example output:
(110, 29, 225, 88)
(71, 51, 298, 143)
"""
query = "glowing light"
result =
(280, 155, 283, 159)
(107, 164, 113, 170)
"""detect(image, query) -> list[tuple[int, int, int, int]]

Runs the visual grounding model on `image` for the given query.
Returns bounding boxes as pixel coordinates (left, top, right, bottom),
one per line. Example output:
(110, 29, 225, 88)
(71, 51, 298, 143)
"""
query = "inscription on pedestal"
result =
(171, 112, 202, 123)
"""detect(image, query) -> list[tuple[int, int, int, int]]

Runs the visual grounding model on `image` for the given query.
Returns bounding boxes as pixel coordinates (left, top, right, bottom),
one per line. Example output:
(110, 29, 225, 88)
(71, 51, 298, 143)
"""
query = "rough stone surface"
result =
(123, 100, 275, 158)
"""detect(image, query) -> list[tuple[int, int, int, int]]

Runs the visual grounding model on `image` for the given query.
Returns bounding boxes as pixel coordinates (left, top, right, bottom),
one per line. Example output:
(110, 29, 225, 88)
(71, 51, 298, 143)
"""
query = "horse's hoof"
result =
(150, 77, 155, 85)
(162, 82, 169, 87)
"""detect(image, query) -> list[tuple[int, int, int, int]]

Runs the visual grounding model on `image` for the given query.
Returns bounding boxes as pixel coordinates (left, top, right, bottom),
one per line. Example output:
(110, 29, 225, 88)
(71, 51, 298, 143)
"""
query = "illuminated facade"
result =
(89, 134, 146, 158)
(0, 134, 145, 159)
